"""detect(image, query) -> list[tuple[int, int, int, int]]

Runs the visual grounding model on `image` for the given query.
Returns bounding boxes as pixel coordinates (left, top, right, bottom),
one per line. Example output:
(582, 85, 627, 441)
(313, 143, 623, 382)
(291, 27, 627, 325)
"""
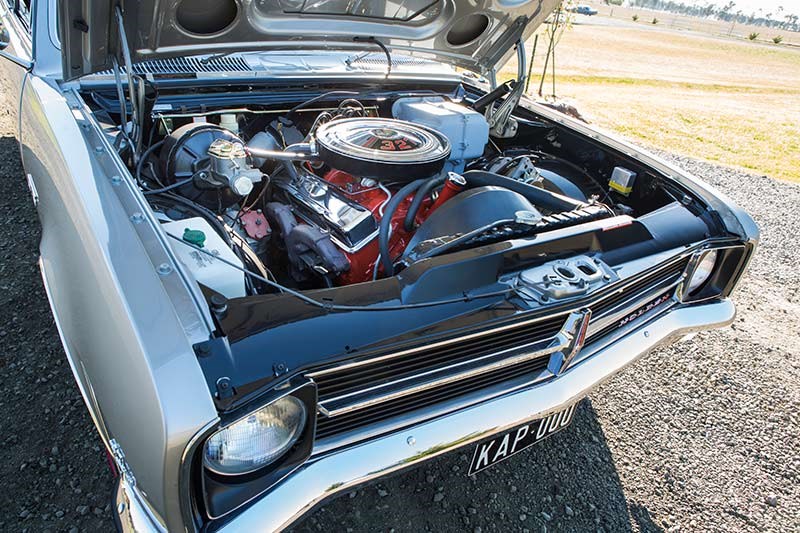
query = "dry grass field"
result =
(504, 17, 800, 183)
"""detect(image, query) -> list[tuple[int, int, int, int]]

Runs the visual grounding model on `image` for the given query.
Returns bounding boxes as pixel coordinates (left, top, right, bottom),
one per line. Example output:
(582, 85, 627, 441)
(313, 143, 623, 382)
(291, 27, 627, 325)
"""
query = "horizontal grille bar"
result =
(312, 314, 565, 401)
(316, 355, 551, 440)
(318, 314, 589, 417)
(591, 257, 688, 318)
(584, 256, 689, 345)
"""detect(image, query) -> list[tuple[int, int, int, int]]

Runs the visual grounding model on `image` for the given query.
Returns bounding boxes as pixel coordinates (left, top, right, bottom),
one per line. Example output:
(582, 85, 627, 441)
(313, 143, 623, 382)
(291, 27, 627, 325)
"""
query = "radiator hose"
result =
(379, 178, 427, 277)
(403, 175, 446, 232)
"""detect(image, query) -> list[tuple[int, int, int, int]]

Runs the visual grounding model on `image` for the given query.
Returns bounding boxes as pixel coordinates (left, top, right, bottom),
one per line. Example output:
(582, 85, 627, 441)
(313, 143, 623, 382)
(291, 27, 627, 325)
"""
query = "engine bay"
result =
(92, 86, 693, 300)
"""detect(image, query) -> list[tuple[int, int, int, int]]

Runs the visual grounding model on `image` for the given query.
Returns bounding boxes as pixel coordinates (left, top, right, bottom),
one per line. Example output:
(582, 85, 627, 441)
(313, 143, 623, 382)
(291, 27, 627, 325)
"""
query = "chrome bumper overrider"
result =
(116, 299, 735, 533)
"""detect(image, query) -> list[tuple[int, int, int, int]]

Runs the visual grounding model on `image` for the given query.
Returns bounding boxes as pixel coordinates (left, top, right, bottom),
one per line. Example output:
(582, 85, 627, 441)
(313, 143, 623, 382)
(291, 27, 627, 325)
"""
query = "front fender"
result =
(20, 75, 218, 531)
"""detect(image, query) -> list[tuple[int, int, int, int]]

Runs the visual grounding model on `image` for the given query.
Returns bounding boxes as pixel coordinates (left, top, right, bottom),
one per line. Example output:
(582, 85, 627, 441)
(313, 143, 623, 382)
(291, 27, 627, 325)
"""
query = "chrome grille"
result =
(316, 355, 553, 439)
(312, 256, 691, 443)
(313, 314, 566, 439)
(313, 314, 566, 402)
(585, 256, 690, 344)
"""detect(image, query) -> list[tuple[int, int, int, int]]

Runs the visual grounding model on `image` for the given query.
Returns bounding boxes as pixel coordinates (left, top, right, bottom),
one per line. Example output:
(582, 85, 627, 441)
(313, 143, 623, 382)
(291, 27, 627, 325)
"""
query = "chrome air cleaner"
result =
(314, 118, 451, 180)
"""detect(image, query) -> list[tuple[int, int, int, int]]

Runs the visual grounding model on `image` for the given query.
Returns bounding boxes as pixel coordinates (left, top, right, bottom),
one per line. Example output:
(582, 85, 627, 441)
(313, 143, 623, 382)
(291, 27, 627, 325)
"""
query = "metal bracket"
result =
(484, 39, 526, 138)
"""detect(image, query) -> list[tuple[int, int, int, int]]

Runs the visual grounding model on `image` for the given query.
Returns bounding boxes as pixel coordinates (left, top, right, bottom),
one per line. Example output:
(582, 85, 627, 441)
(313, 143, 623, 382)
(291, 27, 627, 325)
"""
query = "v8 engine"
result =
(142, 93, 619, 294)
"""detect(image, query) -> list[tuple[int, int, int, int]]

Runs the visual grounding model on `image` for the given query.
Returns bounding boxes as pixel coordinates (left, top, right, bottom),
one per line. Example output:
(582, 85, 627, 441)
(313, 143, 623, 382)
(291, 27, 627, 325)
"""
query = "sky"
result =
(687, 0, 800, 17)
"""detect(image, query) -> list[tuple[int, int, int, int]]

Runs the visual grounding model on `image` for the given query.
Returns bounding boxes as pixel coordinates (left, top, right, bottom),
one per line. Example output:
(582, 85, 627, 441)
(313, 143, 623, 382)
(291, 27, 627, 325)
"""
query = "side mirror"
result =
(0, 22, 33, 69)
(0, 22, 9, 50)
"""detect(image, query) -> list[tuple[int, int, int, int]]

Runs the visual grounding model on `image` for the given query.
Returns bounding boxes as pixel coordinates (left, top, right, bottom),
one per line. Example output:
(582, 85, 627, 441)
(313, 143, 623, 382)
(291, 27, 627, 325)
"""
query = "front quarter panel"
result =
(20, 75, 217, 530)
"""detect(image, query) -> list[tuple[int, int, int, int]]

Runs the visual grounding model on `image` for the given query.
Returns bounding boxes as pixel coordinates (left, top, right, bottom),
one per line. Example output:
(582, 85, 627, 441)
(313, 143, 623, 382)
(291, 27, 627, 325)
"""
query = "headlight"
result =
(204, 395, 307, 476)
(686, 250, 718, 295)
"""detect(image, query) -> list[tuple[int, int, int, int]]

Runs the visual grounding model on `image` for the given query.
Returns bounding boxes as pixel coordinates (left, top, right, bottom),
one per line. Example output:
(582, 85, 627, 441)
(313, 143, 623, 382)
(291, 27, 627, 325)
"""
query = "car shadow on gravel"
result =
(291, 399, 664, 533)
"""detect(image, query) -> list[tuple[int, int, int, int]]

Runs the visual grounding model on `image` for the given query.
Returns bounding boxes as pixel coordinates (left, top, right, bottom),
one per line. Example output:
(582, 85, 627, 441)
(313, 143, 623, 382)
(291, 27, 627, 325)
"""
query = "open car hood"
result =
(59, 0, 559, 81)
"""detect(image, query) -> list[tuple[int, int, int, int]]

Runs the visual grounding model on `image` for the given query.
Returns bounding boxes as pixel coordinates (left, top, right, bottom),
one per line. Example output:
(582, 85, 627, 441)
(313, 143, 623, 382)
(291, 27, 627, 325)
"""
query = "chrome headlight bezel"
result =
(203, 394, 308, 476)
(200, 378, 317, 519)
(203, 379, 317, 478)
(680, 245, 750, 303)
(685, 249, 719, 296)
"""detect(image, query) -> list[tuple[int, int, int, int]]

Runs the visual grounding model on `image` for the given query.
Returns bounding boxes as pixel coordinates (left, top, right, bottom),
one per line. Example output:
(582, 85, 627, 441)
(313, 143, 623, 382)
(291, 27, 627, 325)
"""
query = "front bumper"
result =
(117, 298, 735, 532)
(114, 475, 167, 533)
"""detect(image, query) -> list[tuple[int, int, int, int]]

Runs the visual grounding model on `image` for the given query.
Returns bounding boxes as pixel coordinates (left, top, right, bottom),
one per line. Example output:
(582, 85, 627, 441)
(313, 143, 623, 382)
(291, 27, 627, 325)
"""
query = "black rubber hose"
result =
(136, 140, 165, 185)
(461, 170, 585, 212)
(379, 178, 427, 277)
(403, 175, 446, 232)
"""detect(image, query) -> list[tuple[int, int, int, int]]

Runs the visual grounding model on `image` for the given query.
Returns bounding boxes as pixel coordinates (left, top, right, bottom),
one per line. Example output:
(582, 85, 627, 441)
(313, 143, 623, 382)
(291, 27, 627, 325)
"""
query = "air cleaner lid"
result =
(315, 118, 451, 181)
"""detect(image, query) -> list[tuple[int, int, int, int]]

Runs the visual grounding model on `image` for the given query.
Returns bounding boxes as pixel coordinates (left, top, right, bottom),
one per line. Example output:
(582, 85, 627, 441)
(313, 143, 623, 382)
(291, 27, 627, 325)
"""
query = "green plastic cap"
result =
(183, 227, 206, 248)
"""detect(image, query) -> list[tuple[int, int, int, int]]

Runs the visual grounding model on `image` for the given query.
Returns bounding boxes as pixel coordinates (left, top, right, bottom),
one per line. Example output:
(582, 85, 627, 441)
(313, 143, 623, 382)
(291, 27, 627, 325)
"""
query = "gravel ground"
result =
(0, 87, 798, 532)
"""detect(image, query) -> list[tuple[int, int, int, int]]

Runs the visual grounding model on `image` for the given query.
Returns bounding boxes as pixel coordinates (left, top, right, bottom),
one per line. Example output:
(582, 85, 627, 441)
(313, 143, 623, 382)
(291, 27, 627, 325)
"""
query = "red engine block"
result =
(323, 169, 432, 285)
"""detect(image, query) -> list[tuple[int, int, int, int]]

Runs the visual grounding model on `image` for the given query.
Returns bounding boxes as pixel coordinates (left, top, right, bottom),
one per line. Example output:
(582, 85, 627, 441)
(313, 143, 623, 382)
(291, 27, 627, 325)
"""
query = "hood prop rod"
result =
(113, 5, 143, 163)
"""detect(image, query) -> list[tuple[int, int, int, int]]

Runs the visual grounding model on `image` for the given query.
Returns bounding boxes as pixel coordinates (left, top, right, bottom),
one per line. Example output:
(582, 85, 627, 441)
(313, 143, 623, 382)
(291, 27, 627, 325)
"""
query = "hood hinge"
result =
(485, 39, 527, 139)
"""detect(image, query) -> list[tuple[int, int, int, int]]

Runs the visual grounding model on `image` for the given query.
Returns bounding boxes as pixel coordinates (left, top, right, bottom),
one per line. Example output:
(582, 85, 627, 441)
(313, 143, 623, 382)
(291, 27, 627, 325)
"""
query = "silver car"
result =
(0, 1, 757, 531)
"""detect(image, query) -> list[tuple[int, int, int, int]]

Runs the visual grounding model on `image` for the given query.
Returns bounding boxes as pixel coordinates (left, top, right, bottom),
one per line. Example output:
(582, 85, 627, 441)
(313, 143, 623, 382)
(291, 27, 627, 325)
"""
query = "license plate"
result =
(468, 403, 577, 475)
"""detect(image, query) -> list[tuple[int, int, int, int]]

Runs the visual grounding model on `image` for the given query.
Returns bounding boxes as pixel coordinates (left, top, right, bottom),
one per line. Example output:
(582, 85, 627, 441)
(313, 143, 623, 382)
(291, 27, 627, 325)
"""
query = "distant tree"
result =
(748, 32, 759, 40)
(632, 14, 639, 21)
(624, 0, 796, 31)
(773, 35, 784, 44)
(718, 1, 736, 22)
(652, 17, 659, 24)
